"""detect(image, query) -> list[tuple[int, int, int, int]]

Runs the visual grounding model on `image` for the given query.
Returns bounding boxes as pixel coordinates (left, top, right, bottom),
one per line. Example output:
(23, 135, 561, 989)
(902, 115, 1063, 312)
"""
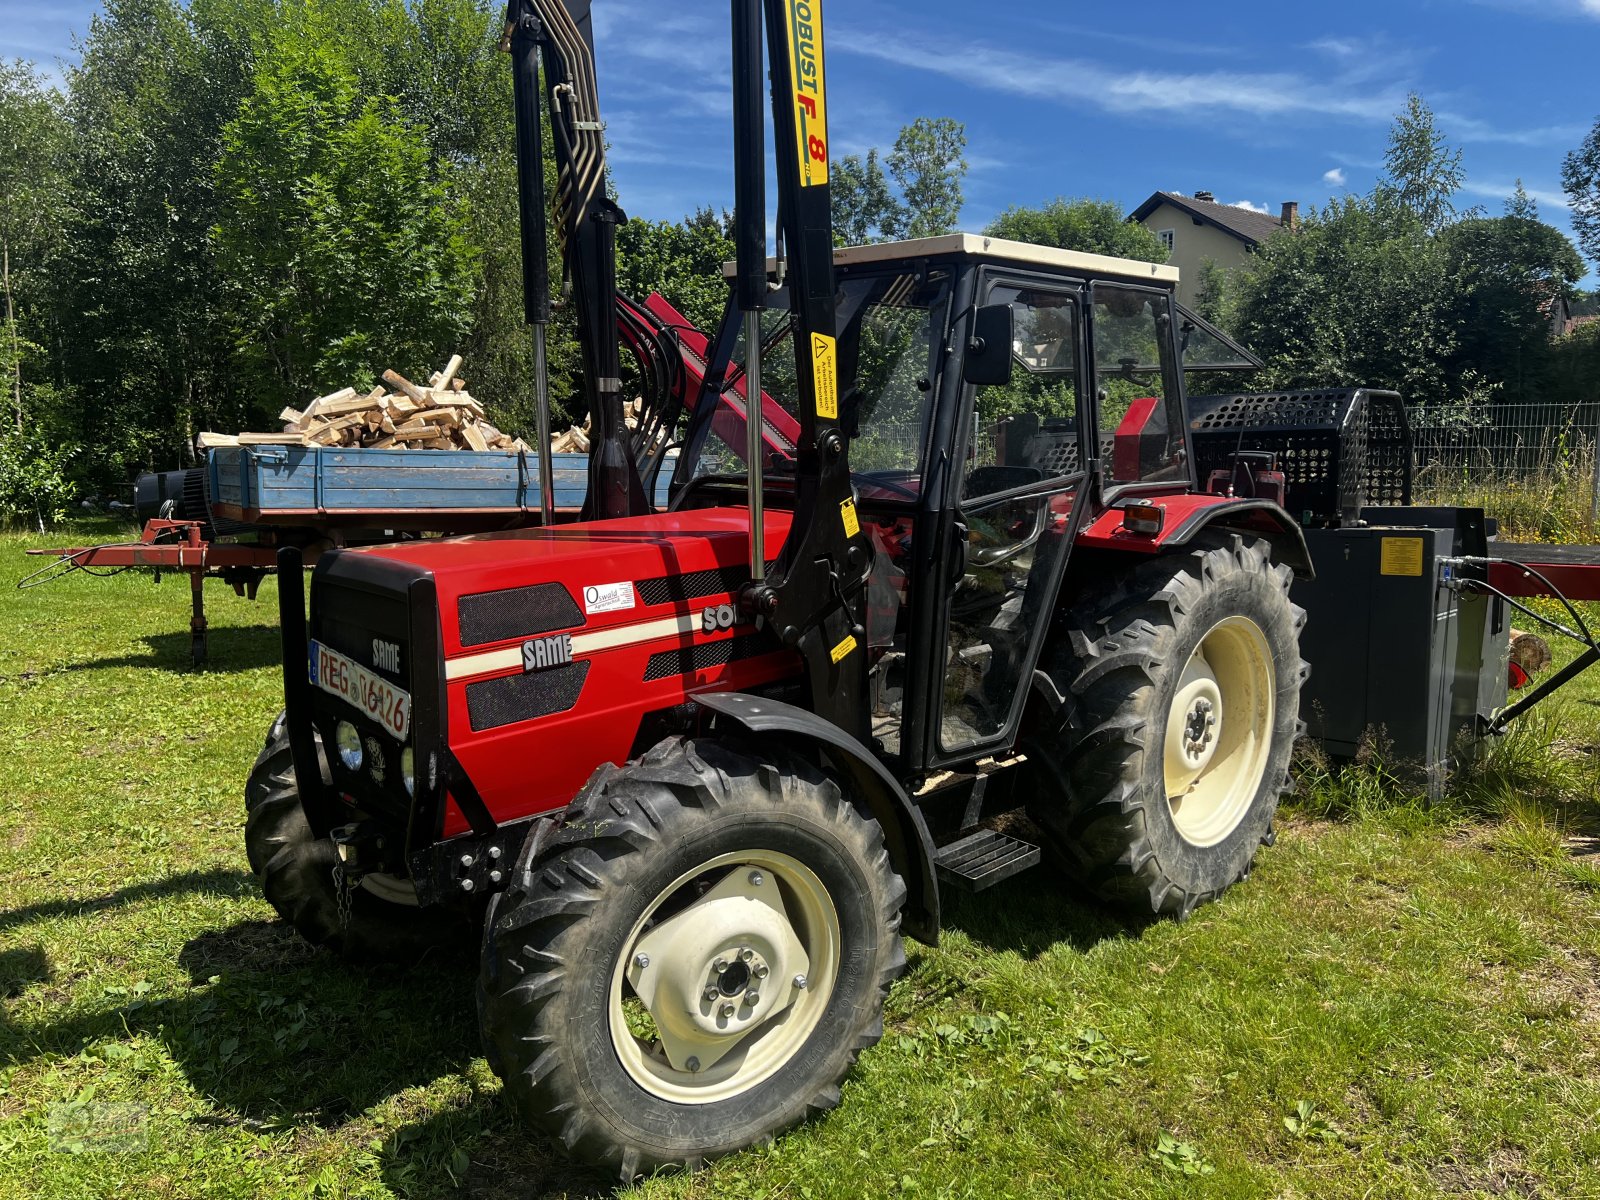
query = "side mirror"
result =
(963, 303, 1014, 387)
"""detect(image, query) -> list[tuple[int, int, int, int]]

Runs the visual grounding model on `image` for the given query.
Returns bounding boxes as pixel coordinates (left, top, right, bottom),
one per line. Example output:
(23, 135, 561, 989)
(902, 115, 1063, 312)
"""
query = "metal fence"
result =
(1409, 400, 1600, 487)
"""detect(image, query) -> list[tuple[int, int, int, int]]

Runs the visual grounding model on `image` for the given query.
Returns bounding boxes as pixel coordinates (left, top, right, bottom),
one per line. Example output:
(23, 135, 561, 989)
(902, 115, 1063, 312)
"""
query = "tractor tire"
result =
(479, 736, 906, 1180)
(244, 712, 465, 963)
(1026, 534, 1306, 917)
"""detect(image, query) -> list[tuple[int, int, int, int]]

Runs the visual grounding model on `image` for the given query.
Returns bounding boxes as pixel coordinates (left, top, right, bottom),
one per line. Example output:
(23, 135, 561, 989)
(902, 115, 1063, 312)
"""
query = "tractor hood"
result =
(346, 507, 795, 662)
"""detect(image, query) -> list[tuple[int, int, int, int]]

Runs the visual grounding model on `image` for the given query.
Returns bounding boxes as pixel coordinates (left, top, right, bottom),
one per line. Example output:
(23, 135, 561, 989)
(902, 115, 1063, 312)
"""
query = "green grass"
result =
(5, 521, 1600, 1199)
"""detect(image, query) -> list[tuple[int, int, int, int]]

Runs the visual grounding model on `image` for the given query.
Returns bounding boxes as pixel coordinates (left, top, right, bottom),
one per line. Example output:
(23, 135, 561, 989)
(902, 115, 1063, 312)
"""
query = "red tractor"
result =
(244, 0, 1308, 1177)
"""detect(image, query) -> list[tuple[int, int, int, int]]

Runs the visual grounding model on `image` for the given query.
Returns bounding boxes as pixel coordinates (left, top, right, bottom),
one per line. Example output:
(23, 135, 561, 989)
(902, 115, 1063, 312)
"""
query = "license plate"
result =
(308, 640, 411, 741)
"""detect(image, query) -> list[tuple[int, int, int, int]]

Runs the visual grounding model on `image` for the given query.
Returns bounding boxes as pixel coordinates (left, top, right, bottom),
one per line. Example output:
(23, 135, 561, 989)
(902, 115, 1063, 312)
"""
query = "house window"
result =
(1158, 229, 1176, 252)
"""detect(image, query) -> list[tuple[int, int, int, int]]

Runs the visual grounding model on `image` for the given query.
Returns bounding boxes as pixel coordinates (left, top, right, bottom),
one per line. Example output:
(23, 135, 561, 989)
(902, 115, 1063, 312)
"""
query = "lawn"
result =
(3, 520, 1600, 1199)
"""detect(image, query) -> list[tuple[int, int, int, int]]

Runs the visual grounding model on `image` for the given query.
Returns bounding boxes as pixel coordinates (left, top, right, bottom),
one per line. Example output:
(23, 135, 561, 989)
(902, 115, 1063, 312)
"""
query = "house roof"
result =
(1130, 192, 1284, 247)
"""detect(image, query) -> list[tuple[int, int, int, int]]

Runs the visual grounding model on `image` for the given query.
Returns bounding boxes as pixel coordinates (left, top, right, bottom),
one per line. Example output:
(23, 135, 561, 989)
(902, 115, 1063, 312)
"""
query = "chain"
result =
(332, 858, 355, 932)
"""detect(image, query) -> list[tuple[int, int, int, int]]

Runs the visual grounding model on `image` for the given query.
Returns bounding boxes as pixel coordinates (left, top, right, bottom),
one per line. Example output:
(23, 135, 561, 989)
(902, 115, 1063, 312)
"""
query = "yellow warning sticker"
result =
(840, 498, 860, 539)
(1380, 536, 1425, 577)
(829, 634, 857, 665)
(811, 333, 839, 420)
(784, 0, 828, 187)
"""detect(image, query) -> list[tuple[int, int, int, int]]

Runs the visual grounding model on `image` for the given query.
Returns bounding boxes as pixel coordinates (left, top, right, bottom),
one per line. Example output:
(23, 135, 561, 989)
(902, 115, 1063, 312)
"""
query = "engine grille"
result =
(458, 583, 583, 647)
(635, 561, 776, 608)
(466, 662, 591, 731)
(643, 631, 783, 682)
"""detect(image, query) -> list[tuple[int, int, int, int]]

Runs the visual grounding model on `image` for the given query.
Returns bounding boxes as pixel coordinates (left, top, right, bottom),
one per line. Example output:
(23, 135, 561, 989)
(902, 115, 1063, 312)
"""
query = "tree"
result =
(212, 21, 475, 413)
(984, 198, 1170, 263)
(830, 117, 968, 244)
(1229, 193, 1459, 410)
(1382, 93, 1465, 233)
(1505, 179, 1539, 222)
(886, 116, 967, 239)
(616, 207, 735, 333)
(831, 149, 896, 246)
(0, 60, 71, 433)
(1440, 212, 1584, 402)
(1562, 117, 1600, 267)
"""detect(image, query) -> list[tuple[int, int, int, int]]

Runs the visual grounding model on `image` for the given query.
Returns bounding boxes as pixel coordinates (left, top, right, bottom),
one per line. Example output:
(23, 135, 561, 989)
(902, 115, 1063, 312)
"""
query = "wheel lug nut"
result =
(704, 987, 720, 1002)
(793, 974, 808, 990)
(739, 947, 755, 963)
(745, 989, 760, 1005)
(714, 957, 729, 972)
(720, 1002, 736, 1018)
(753, 964, 769, 979)
(686, 1056, 700, 1072)
(634, 953, 649, 969)
(748, 870, 764, 886)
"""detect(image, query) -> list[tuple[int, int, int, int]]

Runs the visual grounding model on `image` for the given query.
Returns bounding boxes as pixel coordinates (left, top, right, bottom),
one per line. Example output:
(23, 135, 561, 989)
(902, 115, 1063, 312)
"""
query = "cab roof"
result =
(723, 232, 1181, 286)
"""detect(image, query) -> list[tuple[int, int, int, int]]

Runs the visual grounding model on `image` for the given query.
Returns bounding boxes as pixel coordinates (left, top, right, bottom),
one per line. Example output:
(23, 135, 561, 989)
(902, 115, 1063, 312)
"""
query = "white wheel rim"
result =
(1164, 615, 1275, 848)
(607, 850, 840, 1105)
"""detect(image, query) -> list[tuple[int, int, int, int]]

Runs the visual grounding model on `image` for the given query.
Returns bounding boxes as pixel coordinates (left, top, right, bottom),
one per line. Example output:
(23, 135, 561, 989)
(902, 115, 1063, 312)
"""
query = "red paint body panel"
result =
(1486, 558, 1600, 602)
(1075, 491, 1245, 553)
(345, 508, 801, 835)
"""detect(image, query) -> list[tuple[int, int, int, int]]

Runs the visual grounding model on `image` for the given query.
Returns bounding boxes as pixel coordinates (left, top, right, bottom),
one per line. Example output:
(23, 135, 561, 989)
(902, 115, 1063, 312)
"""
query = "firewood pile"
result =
(548, 399, 646, 454)
(196, 355, 533, 454)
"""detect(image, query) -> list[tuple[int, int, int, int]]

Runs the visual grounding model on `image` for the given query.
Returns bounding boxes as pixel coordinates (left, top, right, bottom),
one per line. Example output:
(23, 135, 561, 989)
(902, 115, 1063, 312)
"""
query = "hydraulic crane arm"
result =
(735, 0, 873, 739)
(502, 0, 648, 521)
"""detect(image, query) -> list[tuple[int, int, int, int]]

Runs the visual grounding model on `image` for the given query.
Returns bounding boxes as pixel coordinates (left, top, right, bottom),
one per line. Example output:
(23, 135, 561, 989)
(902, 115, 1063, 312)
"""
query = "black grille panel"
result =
(1188, 388, 1411, 525)
(458, 583, 582, 648)
(465, 662, 590, 731)
(644, 632, 783, 682)
(636, 562, 775, 607)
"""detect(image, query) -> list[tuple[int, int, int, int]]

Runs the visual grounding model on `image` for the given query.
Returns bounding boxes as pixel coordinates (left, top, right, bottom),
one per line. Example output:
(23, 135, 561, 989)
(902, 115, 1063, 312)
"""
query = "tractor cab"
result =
(673, 234, 1202, 768)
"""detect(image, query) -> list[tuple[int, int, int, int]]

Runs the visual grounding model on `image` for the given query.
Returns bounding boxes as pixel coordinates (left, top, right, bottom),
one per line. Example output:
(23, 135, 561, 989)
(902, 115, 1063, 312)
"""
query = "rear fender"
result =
(693, 692, 940, 945)
(1077, 496, 1313, 578)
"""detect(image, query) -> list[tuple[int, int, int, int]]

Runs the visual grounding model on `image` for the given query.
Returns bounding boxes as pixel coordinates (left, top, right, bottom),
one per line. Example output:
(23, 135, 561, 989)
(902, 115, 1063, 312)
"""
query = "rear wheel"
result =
(479, 737, 906, 1179)
(1026, 535, 1306, 916)
(244, 712, 465, 963)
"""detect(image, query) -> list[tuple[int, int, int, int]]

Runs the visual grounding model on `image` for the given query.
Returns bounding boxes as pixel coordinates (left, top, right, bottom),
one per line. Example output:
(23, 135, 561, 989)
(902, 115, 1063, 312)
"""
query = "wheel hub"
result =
(1165, 654, 1223, 791)
(624, 867, 810, 1073)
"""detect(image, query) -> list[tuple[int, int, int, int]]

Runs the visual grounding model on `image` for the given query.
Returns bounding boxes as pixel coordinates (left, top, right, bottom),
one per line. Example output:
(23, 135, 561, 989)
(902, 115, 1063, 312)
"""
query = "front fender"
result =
(694, 691, 940, 945)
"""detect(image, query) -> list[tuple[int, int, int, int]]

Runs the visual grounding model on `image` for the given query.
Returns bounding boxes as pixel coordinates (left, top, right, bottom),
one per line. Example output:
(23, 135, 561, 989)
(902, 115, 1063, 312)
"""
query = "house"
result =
(1129, 190, 1296, 307)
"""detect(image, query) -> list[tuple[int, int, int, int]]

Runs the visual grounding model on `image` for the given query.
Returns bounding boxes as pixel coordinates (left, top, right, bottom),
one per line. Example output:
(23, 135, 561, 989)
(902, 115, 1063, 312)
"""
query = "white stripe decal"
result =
(444, 613, 700, 682)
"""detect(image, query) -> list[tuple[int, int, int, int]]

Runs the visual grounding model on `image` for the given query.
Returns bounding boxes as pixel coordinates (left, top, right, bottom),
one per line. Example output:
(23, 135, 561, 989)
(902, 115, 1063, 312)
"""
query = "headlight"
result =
(401, 746, 415, 796)
(335, 721, 363, 771)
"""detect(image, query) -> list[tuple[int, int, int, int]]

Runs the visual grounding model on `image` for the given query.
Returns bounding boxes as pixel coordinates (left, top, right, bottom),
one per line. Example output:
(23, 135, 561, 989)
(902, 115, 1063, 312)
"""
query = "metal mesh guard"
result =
(458, 583, 583, 648)
(465, 661, 591, 732)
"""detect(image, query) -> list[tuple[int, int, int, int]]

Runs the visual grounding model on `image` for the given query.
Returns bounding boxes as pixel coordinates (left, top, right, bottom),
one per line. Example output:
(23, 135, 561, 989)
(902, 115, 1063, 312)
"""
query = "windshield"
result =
(685, 269, 952, 497)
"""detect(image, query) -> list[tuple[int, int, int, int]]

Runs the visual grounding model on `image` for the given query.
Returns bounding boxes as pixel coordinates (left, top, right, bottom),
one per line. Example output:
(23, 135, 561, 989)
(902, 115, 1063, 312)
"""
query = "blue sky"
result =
(7, 0, 1600, 279)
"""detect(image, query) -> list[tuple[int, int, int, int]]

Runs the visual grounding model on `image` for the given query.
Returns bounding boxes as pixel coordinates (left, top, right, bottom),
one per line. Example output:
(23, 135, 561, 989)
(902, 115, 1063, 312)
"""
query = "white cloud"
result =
(1323, 167, 1348, 187)
(1469, 0, 1600, 19)
(1232, 200, 1270, 214)
(1459, 181, 1572, 210)
(833, 30, 1407, 124)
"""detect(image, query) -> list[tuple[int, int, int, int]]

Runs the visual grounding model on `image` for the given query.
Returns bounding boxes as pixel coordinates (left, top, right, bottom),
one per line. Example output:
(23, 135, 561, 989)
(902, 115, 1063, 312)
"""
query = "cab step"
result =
(934, 829, 1041, 892)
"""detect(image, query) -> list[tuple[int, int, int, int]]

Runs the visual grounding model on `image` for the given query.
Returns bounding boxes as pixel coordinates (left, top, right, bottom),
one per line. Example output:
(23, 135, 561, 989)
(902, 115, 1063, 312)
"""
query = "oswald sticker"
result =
(584, 582, 636, 615)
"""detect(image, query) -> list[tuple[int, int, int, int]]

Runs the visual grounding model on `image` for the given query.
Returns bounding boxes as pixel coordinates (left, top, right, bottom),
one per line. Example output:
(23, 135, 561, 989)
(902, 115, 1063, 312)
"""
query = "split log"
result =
(1509, 629, 1553, 675)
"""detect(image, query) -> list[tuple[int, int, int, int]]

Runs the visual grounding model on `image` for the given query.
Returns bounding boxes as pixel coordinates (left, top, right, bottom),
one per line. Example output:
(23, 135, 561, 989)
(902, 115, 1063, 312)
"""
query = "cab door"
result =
(931, 278, 1092, 760)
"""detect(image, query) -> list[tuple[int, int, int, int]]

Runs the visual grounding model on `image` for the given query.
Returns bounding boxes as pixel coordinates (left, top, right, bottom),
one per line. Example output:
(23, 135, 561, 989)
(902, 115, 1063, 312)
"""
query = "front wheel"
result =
(479, 737, 906, 1179)
(244, 712, 466, 963)
(1026, 534, 1307, 916)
